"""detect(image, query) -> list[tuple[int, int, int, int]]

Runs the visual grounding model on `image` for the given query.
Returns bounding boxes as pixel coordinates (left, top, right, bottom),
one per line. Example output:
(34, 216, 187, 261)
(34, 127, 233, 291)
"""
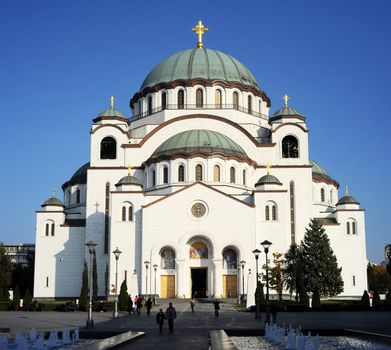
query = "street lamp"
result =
(153, 264, 158, 304)
(144, 260, 150, 297)
(252, 248, 261, 319)
(261, 240, 272, 323)
(112, 247, 122, 318)
(85, 240, 97, 328)
(237, 267, 240, 304)
(240, 260, 246, 304)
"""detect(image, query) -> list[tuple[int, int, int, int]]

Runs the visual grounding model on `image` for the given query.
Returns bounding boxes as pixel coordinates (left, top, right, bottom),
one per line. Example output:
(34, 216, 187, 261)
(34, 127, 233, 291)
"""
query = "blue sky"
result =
(0, 0, 390, 263)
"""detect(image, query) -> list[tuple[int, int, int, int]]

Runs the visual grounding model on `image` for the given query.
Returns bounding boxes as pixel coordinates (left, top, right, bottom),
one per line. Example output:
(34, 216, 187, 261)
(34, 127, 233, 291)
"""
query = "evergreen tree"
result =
(23, 289, 32, 308)
(79, 261, 88, 309)
(269, 252, 284, 300)
(0, 243, 12, 301)
(105, 263, 109, 300)
(118, 280, 128, 311)
(372, 290, 381, 308)
(13, 285, 21, 310)
(361, 290, 370, 307)
(301, 219, 344, 307)
(92, 252, 98, 301)
(255, 280, 265, 305)
(367, 263, 391, 293)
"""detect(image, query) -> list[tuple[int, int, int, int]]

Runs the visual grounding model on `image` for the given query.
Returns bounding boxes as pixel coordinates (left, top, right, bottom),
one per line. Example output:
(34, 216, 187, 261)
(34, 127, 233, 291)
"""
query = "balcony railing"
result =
(130, 104, 269, 121)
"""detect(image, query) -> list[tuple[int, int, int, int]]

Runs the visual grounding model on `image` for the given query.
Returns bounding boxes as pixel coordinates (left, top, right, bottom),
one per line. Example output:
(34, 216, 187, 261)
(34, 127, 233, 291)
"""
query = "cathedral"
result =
(34, 22, 367, 303)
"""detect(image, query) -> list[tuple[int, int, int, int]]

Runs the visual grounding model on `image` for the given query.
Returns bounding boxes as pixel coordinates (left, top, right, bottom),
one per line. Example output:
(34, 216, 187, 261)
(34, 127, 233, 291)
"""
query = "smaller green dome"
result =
(336, 195, 360, 206)
(116, 175, 142, 186)
(272, 106, 302, 118)
(97, 108, 126, 119)
(255, 174, 281, 186)
(42, 196, 64, 207)
(310, 160, 329, 176)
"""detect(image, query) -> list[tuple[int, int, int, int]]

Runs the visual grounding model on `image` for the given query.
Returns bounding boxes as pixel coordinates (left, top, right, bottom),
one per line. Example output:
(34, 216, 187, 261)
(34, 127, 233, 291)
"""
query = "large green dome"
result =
(141, 48, 260, 90)
(151, 129, 247, 159)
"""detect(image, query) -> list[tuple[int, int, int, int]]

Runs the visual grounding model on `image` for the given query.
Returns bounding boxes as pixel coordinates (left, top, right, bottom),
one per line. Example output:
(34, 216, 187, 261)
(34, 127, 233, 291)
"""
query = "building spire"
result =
(192, 20, 209, 48)
(128, 164, 131, 176)
(110, 96, 115, 109)
(345, 185, 349, 197)
(266, 163, 271, 175)
(283, 94, 289, 108)
(52, 188, 56, 198)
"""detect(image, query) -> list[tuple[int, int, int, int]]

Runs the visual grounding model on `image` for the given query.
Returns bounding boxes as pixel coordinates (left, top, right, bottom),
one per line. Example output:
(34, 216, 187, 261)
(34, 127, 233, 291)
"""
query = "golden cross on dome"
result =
(345, 185, 349, 197)
(128, 164, 131, 176)
(110, 96, 115, 109)
(52, 188, 56, 198)
(283, 94, 289, 107)
(266, 163, 271, 175)
(192, 20, 208, 48)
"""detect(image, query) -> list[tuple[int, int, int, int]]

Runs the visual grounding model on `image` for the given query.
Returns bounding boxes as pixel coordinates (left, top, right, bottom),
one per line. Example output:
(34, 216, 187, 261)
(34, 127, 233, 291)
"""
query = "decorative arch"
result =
(121, 201, 133, 222)
(178, 164, 185, 182)
(100, 136, 117, 159)
(161, 91, 167, 109)
(190, 242, 208, 259)
(196, 88, 204, 108)
(230, 166, 236, 184)
(215, 89, 222, 108)
(177, 89, 185, 109)
(160, 247, 176, 269)
(265, 200, 278, 221)
(163, 166, 169, 184)
(45, 219, 55, 236)
(222, 247, 238, 269)
(346, 218, 357, 235)
(195, 164, 203, 181)
(320, 188, 326, 202)
(282, 135, 299, 158)
(233, 91, 239, 109)
(213, 164, 221, 182)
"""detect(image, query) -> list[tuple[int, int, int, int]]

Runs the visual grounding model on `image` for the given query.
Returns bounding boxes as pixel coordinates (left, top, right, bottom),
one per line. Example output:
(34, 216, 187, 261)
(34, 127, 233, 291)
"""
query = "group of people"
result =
(127, 294, 153, 316)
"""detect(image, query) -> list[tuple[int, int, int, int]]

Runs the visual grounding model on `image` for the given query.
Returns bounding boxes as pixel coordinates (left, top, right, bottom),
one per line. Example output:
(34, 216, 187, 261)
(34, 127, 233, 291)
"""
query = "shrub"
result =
(372, 290, 381, 308)
(361, 290, 370, 307)
(118, 280, 128, 311)
(23, 289, 32, 309)
(13, 286, 21, 310)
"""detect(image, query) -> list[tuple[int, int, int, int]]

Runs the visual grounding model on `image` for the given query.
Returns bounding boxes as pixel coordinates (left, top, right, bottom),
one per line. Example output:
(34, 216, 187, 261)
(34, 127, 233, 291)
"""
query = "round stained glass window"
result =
(191, 203, 206, 218)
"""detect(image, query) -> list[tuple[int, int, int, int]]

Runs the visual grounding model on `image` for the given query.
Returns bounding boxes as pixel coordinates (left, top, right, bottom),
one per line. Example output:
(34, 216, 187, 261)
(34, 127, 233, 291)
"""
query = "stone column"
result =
(213, 259, 222, 298)
(175, 259, 185, 298)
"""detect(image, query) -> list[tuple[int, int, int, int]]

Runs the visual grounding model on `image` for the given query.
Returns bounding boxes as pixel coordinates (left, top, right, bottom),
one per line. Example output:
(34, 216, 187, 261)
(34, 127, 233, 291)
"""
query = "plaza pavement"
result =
(0, 299, 390, 349)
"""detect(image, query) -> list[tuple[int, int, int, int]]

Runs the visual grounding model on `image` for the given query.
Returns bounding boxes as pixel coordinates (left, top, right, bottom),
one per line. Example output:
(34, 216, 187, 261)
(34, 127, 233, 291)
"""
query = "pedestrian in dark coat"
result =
(156, 309, 166, 333)
(190, 299, 195, 312)
(146, 297, 153, 316)
(136, 297, 143, 316)
(165, 302, 177, 333)
(127, 295, 133, 315)
(213, 299, 220, 317)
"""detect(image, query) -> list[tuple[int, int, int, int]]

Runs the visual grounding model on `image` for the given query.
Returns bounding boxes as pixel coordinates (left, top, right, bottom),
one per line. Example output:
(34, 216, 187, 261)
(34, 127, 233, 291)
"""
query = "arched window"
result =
(163, 166, 169, 184)
(148, 95, 153, 115)
(195, 164, 203, 181)
(161, 248, 175, 269)
(230, 167, 236, 183)
(243, 169, 247, 186)
(346, 222, 350, 234)
(321, 188, 325, 202)
(247, 95, 252, 112)
(122, 206, 126, 221)
(178, 165, 185, 182)
(162, 92, 167, 110)
(45, 223, 49, 236)
(259, 100, 262, 114)
(223, 248, 237, 269)
(178, 90, 184, 109)
(215, 89, 222, 108)
(152, 170, 156, 186)
(213, 165, 221, 182)
(190, 242, 208, 259)
(196, 88, 203, 108)
(100, 137, 117, 159)
(76, 188, 80, 204)
(128, 205, 133, 222)
(282, 135, 299, 158)
(265, 206, 270, 221)
(352, 221, 356, 234)
(51, 222, 55, 236)
(330, 190, 333, 205)
(272, 205, 277, 220)
(138, 100, 143, 115)
(233, 92, 239, 109)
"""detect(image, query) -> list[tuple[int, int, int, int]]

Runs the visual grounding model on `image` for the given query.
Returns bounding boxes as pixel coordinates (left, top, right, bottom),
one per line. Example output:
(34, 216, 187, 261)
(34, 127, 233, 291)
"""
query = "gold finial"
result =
(110, 96, 115, 109)
(52, 188, 56, 198)
(345, 185, 349, 197)
(266, 163, 271, 175)
(128, 164, 131, 176)
(191, 20, 209, 48)
(283, 94, 289, 107)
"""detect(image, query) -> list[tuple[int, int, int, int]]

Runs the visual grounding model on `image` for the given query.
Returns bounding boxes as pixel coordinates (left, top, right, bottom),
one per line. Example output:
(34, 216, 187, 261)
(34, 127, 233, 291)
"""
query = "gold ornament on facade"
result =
(191, 202, 206, 218)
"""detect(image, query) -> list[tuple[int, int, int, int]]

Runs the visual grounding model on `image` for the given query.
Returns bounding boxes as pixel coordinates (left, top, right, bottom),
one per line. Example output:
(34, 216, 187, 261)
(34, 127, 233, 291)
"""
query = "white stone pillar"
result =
(176, 259, 185, 298)
(213, 259, 222, 298)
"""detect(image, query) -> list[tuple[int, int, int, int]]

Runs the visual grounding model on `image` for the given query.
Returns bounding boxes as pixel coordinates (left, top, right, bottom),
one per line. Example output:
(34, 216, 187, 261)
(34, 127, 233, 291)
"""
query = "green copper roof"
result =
(141, 48, 260, 90)
(97, 108, 126, 119)
(152, 129, 247, 158)
(255, 174, 281, 186)
(272, 105, 302, 118)
(42, 196, 64, 207)
(336, 195, 360, 206)
(310, 160, 329, 176)
(116, 175, 142, 186)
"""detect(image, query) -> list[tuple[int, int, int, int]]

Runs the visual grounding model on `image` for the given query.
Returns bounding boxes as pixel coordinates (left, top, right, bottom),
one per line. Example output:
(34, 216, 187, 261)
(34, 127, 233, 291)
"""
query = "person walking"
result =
(127, 294, 133, 315)
(213, 299, 220, 317)
(134, 295, 138, 315)
(136, 296, 143, 316)
(146, 297, 153, 316)
(190, 299, 195, 312)
(156, 308, 166, 334)
(165, 302, 177, 333)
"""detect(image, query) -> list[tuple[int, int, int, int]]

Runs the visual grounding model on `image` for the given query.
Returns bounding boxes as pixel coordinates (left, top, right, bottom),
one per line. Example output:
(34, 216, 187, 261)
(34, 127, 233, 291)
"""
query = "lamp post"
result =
(112, 247, 122, 318)
(237, 267, 240, 304)
(153, 264, 158, 304)
(261, 240, 272, 323)
(85, 240, 97, 328)
(252, 249, 261, 319)
(240, 260, 246, 304)
(144, 261, 150, 297)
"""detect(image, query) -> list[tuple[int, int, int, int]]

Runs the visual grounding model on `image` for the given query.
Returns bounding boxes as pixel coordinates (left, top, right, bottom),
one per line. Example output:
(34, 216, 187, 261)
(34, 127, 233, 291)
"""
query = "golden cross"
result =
(283, 94, 289, 107)
(192, 20, 208, 48)
(110, 96, 115, 109)
(345, 185, 349, 197)
(52, 188, 56, 198)
(128, 164, 131, 176)
(266, 163, 271, 175)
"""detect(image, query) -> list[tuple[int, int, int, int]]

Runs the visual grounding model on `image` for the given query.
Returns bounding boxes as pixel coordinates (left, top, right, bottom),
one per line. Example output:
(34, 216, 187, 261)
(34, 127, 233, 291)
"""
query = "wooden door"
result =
(161, 275, 175, 298)
(223, 275, 237, 298)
